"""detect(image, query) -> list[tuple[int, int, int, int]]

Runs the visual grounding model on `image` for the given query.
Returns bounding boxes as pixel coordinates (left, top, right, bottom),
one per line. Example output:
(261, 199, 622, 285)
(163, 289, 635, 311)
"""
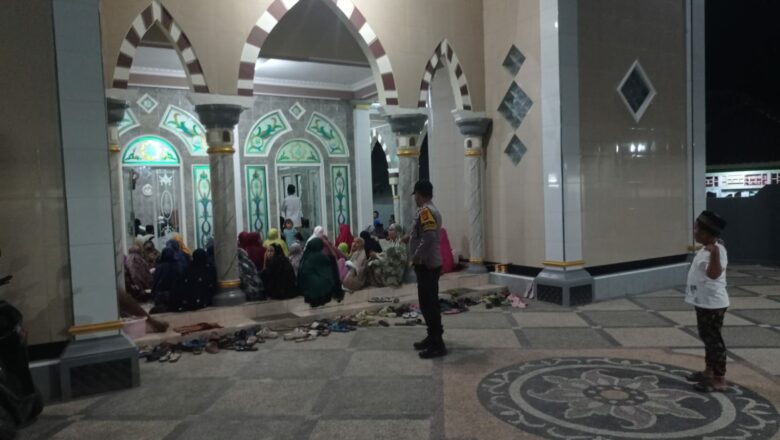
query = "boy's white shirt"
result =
(685, 243, 729, 309)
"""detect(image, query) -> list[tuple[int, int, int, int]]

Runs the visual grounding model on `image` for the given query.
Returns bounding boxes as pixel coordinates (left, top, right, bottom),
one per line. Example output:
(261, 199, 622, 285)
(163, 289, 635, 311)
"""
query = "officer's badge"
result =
(420, 207, 437, 232)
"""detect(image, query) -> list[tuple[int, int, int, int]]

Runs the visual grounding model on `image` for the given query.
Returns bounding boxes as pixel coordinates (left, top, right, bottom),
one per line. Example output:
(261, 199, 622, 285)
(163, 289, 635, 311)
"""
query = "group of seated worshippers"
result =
(237, 223, 344, 307)
(123, 219, 460, 315)
(124, 233, 218, 314)
(334, 223, 410, 290)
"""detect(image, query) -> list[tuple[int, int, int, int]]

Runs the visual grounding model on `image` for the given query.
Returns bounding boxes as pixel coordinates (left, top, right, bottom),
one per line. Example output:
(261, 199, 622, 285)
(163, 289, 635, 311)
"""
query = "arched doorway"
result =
(274, 139, 327, 233)
(121, 135, 186, 250)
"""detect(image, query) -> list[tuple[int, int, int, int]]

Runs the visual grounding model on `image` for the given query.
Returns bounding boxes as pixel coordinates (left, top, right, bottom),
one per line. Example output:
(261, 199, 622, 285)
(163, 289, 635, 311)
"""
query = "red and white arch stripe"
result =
(112, 0, 208, 93)
(237, 0, 397, 105)
(418, 40, 472, 110)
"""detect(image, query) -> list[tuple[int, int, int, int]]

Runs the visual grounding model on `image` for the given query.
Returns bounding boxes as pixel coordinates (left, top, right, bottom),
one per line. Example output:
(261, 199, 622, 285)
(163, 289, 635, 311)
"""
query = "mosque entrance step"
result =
(131, 272, 492, 347)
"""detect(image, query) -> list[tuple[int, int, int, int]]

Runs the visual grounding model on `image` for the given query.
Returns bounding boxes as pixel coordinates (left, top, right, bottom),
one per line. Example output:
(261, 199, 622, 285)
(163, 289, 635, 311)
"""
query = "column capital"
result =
(452, 110, 492, 138)
(385, 109, 428, 135)
(188, 93, 252, 128)
(106, 98, 128, 126)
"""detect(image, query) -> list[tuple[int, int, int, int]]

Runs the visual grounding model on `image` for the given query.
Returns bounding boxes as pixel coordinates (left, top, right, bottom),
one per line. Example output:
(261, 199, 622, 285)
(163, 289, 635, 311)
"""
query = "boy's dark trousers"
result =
(414, 264, 443, 343)
(696, 306, 728, 376)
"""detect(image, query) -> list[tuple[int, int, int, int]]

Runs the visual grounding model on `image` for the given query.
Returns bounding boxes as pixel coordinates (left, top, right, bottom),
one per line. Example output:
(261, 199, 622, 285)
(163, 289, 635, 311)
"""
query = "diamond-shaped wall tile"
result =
(498, 82, 533, 129)
(505, 135, 527, 166)
(137, 93, 159, 114)
(289, 102, 306, 120)
(502, 45, 526, 76)
(617, 60, 656, 122)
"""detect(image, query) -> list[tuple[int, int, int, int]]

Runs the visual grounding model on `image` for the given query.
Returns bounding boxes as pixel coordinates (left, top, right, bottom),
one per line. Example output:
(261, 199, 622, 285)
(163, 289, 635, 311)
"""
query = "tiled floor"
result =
(20, 266, 780, 440)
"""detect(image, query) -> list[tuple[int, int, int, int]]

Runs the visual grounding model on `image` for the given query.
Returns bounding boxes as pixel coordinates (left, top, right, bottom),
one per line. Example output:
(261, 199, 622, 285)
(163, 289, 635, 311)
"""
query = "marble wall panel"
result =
(578, 0, 689, 265)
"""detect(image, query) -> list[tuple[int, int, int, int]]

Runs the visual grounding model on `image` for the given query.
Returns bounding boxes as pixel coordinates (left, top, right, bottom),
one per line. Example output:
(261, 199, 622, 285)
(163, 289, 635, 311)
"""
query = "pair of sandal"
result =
(686, 371, 728, 393)
(368, 297, 400, 303)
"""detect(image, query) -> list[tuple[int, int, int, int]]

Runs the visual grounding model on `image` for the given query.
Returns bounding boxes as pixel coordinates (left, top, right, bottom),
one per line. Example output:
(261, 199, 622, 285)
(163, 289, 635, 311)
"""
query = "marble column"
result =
(388, 168, 400, 227)
(106, 98, 129, 291)
(191, 97, 250, 306)
(453, 112, 492, 273)
(386, 112, 428, 230)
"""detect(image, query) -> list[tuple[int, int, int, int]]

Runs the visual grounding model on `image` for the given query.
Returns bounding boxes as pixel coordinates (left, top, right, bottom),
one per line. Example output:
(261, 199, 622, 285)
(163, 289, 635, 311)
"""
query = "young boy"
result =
(282, 219, 297, 249)
(686, 210, 729, 392)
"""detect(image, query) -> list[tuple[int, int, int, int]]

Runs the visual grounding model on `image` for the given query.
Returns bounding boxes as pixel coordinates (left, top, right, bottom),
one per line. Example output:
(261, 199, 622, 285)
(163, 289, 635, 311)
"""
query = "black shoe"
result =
(413, 336, 432, 351)
(418, 344, 448, 359)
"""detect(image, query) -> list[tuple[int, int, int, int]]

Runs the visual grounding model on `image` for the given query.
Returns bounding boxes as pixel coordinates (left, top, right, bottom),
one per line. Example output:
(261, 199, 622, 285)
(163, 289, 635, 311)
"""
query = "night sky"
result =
(706, 0, 780, 166)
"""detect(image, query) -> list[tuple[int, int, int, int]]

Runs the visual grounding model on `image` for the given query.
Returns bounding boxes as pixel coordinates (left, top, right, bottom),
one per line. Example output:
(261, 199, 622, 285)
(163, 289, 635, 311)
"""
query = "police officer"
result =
(404, 180, 447, 358)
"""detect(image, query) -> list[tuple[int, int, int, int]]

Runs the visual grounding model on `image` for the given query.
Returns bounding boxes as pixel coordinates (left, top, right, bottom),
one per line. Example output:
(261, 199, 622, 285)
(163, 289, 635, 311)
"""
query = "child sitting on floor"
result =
(685, 210, 729, 393)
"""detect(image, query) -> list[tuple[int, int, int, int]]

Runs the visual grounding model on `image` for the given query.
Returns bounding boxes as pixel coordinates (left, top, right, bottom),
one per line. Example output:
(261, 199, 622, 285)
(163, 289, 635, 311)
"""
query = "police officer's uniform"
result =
(409, 181, 446, 358)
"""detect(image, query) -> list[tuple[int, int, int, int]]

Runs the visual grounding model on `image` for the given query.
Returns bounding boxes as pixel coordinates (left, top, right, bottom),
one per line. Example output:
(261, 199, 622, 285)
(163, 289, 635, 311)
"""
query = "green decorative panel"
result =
(160, 105, 208, 156)
(192, 165, 213, 249)
(122, 135, 180, 166)
(307, 112, 348, 157)
(245, 110, 291, 156)
(276, 139, 322, 164)
(330, 165, 351, 235)
(117, 109, 139, 136)
(245, 165, 270, 237)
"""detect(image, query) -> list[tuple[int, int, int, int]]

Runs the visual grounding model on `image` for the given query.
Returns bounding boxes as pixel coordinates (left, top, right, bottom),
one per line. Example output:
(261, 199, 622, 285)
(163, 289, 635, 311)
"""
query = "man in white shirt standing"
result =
(685, 210, 729, 393)
(281, 184, 303, 228)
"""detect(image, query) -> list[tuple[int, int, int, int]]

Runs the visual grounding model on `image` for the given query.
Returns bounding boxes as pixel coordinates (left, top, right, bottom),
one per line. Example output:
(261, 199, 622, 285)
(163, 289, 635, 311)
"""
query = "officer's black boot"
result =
(413, 335, 432, 351)
(418, 336, 447, 359)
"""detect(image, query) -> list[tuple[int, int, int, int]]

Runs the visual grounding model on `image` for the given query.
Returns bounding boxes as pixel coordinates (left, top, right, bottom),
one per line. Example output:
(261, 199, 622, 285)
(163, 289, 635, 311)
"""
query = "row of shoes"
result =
(138, 326, 280, 361)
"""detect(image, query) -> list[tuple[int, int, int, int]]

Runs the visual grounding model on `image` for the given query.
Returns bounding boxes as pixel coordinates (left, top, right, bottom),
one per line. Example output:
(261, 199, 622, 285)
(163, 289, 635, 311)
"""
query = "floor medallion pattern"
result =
(477, 357, 779, 440)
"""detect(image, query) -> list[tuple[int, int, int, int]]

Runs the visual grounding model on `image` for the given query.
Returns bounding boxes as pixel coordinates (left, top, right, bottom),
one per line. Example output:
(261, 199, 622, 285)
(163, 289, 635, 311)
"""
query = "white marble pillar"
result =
(386, 112, 428, 230)
(389, 169, 400, 227)
(453, 112, 492, 273)
(191, 95, 252, 306)
(106, 98, 129, 291)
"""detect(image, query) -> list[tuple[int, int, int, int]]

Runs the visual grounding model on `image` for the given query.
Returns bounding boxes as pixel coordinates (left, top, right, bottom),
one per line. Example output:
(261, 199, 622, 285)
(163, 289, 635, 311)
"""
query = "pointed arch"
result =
(237, 0, 398, 105)
(112, 0, 209, 92)
(417, 40, 472, 110)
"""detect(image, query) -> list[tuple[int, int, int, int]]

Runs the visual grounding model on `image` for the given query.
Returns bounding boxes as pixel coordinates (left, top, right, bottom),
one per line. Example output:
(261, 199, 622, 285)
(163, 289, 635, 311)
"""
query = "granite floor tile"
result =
(40, 395, 104, 417)
(445, 329, 523, 349)
(521, 300, 574, 311)
(517, 328, 616, 349)
(50, 420, 178, 440)
(88, 377, 228, 418)
(239, 349, 350, 379)
(658, 311, 755, 326)
(730, 348, 780, 375)
(727, 297, 780, 309)
(630, 297, 691, 311)
(343, 350, 433, 376)
(511, 312, 590, 327)
(604, 327, 702, 347)
(740, 285, 780, 296)
(206, 379, 328, 417)
(169, 417, 312, 440)
(309, 420, 430, 440)
(730, 309, 780, 326)
(718, 326, 780, 347)
(16, 418, 72, 440)
(580, 310, 674, 327)
(578, 299, 643, 311)
(348, 327, 424, 351)
(440, 311, 513, 329)
(635, 289, 685, 298)
(316, 377, 434, 417)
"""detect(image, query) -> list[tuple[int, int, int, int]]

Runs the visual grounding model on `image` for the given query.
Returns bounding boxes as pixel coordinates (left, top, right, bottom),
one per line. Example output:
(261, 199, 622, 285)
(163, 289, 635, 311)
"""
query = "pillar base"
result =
(59, 333, 139, 400)
(534, 268, 594, 307)
(466, 262, 488, 274)
(212, 289, 246, 307)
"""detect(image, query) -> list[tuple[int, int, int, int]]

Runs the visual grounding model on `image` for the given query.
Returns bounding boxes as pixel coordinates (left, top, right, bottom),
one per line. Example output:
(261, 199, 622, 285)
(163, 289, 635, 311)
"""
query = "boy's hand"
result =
(705, 244, 719, 254)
